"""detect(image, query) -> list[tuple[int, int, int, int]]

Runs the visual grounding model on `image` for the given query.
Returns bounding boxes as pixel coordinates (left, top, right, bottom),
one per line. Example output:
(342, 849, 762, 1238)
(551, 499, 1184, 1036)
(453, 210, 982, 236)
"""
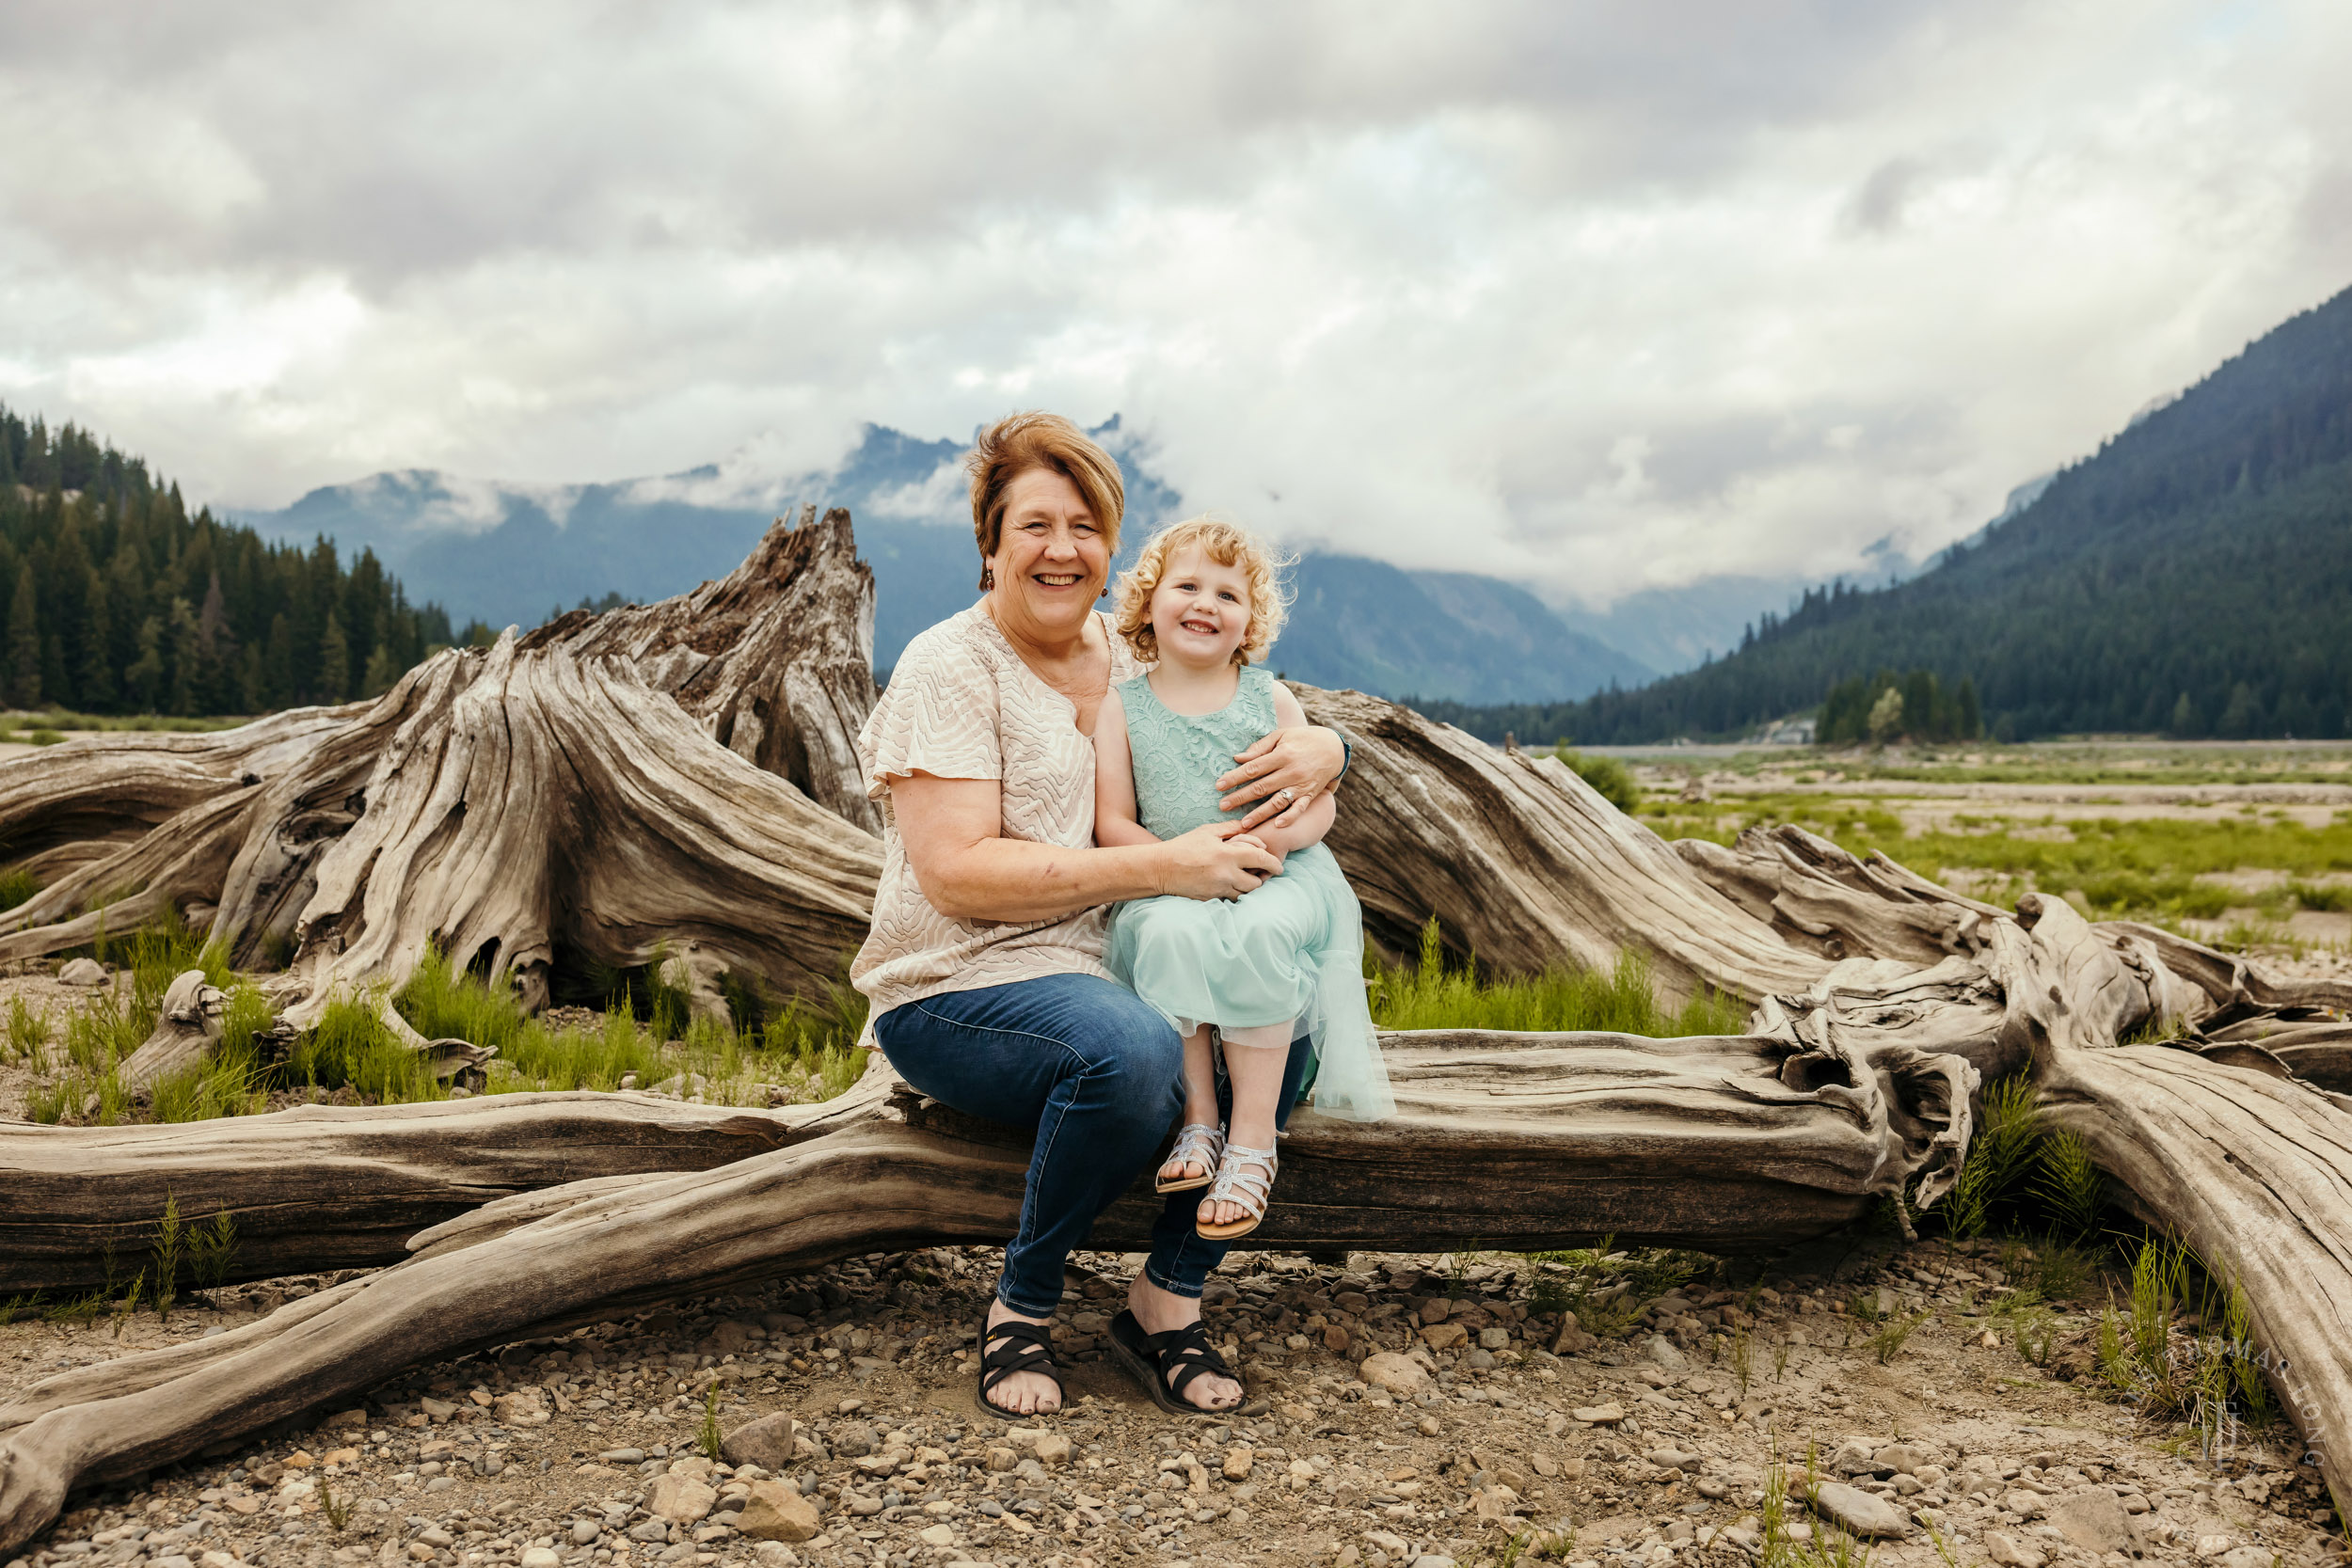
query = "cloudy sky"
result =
(2, 0, 2346, 608)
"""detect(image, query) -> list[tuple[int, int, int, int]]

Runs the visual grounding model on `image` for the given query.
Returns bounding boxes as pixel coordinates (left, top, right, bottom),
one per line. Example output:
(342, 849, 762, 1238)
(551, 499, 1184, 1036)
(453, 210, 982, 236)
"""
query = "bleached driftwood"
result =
(5, 520, 2352, 1549)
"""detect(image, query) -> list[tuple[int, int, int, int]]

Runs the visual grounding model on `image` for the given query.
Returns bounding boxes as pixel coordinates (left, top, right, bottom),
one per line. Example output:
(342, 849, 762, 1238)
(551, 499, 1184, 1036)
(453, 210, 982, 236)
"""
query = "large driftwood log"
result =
(8, 517, 2352, 1548)
(0, 1088, 879, 1292)
(1, 995, 1970, 1293)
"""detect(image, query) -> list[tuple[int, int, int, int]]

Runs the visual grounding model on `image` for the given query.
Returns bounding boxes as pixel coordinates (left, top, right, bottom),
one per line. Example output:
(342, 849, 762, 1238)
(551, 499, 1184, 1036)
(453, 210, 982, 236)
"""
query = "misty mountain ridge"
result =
(236, 420, 1661, 704)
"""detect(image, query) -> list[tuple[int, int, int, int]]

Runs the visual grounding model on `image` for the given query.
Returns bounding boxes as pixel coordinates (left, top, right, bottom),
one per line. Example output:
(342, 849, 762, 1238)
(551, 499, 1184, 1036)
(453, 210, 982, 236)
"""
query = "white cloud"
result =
(1, 0, 2346, 606)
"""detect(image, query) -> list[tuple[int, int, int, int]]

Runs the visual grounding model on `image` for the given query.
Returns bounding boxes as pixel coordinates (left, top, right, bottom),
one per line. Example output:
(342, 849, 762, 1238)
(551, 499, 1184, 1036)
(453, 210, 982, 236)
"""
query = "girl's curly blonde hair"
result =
(1114, 515, 1293, 666)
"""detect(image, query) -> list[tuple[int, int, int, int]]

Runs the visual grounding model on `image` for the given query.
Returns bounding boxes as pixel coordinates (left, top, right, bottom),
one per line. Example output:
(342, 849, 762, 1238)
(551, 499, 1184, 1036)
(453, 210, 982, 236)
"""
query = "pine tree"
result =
(124, 615, 165, 710)
(361, 641, 400, 699)
(167, 598, 200, 716)
(7, 564, 39, 709)
(76, 570, 114, 707)
(317, 610, 350, 703)
(2219, 682, 2262, 738)
(194, 573, 236, 713)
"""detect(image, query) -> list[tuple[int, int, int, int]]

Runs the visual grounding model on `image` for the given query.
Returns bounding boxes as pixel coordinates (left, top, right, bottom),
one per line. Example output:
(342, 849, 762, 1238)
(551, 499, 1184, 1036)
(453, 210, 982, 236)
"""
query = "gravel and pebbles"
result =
(5, 1237, 2344, 1568)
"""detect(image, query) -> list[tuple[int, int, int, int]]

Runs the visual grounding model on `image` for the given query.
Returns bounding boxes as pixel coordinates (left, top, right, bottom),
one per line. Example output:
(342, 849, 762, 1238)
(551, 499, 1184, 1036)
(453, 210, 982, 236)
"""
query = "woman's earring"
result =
(978, 565, 995, 592)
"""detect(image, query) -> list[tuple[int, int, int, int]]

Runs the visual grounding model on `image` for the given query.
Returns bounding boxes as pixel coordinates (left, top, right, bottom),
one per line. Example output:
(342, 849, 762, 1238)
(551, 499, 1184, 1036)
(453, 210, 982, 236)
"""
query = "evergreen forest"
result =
(1419, 281, 2352, 746)
(0, 404, 455, 717)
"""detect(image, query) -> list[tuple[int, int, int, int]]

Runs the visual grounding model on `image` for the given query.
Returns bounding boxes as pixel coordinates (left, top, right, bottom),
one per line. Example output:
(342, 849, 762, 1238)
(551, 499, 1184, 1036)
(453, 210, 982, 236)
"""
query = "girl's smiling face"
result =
(1147, 545, 1254, 670)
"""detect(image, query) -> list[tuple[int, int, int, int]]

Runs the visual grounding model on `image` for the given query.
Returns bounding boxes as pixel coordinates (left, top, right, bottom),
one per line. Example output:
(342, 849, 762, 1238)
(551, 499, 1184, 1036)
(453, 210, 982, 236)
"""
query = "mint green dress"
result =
(1104, 667, 1394, 1121)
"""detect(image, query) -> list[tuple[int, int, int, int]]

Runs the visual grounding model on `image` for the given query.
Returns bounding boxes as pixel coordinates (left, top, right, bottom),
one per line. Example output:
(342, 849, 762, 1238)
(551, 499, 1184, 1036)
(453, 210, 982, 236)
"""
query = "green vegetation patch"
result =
(1645, 792, 2352, 925)
(1369, 918, 1746, 1037)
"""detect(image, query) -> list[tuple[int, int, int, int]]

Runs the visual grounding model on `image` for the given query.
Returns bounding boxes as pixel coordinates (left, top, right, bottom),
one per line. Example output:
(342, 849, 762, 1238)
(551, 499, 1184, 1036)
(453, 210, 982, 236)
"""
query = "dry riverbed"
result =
(6, 1237, 2342, 1568)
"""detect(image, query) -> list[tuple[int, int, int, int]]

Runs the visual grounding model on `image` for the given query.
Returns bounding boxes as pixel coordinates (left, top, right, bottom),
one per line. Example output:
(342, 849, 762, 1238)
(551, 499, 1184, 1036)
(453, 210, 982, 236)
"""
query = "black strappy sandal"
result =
(1107, 1308, 1246, 1418)
(975, 1308, 1064, 1421)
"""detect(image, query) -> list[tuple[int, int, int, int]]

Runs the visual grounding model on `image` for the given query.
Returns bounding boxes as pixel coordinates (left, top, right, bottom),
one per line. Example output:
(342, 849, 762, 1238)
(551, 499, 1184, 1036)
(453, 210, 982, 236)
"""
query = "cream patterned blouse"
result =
(851, 604, 1148, 1024)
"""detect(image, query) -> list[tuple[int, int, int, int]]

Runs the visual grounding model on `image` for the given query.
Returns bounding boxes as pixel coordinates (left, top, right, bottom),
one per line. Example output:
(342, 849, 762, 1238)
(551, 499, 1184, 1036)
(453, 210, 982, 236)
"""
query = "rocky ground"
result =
(6, 1233, 2343, 1568)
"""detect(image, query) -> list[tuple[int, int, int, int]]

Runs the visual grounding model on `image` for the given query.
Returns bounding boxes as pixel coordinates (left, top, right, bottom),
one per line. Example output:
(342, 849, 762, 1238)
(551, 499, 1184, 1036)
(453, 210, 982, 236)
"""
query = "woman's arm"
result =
(893, 772, 1276, 923)
(1216, 719, 1347, 832)
(1245, 685, 1339, 857)
(1091, 689, 1160, 849)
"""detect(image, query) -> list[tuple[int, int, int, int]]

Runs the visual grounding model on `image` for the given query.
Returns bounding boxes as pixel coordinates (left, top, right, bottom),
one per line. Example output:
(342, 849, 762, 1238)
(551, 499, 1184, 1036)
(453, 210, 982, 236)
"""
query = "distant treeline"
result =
(0, 404, 455, 715)
(1816, 670, 1981, 745)
(1408, 666, 1983, 748)
(1422, 283, 2352, 745)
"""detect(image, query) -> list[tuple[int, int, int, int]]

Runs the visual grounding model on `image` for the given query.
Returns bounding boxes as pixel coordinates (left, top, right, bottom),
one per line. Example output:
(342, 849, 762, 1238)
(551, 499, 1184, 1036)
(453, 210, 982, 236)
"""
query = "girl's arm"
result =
(894, 773, 1275, 920)
(1247, 684, 1339, 857)
(1091, 689, 1161, 848)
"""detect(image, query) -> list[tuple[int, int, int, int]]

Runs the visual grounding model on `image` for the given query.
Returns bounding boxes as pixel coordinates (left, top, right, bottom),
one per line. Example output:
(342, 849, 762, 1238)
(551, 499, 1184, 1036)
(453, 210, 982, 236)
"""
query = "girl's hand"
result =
(1216, 724, 1346, 832)
(1161, 823, 1281, 900)
(1232, 832, 1286, 876)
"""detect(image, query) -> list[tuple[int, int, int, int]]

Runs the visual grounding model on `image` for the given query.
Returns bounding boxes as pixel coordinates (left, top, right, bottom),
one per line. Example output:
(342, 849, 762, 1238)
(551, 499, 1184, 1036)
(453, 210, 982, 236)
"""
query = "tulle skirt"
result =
(1104, 843, 1394, 1122)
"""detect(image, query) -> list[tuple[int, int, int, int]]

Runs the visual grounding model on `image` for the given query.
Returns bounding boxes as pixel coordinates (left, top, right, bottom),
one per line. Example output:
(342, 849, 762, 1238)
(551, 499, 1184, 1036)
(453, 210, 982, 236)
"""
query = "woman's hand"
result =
(1216, 724, 1346, 833)
(1159, 823, 1281, 900)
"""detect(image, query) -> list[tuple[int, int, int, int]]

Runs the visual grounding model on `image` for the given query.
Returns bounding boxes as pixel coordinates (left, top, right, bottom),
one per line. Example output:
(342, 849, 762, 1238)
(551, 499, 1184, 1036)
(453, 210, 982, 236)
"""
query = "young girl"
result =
(1093, 516, 1394, 1242)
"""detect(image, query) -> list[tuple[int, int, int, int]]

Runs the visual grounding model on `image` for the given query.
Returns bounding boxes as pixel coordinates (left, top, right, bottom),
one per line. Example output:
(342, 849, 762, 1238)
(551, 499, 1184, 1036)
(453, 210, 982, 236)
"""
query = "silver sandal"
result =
(1195, 1140, 1278, 1240)
(1155, 1122, 1226, 1194)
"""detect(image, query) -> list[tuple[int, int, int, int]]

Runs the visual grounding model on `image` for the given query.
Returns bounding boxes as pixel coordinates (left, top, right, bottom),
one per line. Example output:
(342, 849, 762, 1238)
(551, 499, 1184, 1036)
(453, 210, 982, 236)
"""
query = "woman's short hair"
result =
(966, 412, 1127, 569)
(1114, 515, 1293, 667)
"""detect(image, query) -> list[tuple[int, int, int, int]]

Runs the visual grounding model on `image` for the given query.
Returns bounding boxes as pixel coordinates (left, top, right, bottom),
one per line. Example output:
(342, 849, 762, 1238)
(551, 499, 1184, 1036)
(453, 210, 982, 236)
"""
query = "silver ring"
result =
(1275, 786, 1296, 805)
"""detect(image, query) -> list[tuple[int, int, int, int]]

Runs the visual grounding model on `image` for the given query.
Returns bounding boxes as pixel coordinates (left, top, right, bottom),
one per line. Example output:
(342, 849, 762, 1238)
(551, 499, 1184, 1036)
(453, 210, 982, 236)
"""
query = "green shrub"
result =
(1553, 748, 1641, 813)
(2284, 879, 2352, 911)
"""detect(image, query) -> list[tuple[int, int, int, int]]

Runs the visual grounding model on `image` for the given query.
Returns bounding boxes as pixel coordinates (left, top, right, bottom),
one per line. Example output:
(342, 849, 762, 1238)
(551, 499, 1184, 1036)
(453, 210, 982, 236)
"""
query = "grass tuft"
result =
(0, 864, 40, 911)
(2032, 1128, 2106, 1240)
(1866, 1309, 1932, 1365)
(1944, 1074, 2042, 1239)
(2090, 1233, 2279, 1457)
(1518, 1236, 1708, 1338)
(3, 995, 50, 1063)
(1371, 917, 1746, 1037)
(698, 1383, 725, 1462)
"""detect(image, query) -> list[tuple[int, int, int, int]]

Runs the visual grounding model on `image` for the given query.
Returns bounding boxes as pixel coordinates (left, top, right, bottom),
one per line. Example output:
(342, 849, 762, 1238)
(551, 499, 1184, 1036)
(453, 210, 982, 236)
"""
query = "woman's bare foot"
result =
(981, 1298, 1062, 1416)
(1127, 1275, 1242, 1410)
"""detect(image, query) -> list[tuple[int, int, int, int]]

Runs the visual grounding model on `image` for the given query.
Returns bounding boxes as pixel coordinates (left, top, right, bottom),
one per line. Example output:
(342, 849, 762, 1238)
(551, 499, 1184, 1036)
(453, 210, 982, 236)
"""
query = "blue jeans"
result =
(873, 972, 1313, 1316)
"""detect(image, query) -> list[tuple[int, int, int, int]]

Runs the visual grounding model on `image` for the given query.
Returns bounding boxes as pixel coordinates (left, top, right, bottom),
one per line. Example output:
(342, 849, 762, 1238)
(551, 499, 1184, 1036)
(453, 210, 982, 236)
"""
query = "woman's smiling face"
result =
(1148, 545, 1253, 669)
(987, 466, 1110, 640)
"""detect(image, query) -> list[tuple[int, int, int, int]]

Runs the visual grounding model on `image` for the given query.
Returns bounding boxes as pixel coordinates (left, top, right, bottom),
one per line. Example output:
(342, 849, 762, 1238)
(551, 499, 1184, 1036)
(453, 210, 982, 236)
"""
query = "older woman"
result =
(852, 412, 1348, 1420)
